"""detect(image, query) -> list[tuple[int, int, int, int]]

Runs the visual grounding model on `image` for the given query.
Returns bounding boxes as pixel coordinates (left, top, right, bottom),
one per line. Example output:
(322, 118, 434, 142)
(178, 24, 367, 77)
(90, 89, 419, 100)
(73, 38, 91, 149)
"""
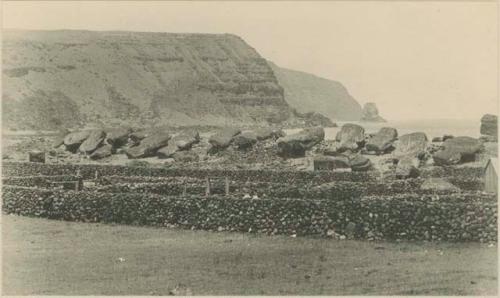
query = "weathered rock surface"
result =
(395, 157, 420, 179)
(365, 127, 398, 154)
(432, 136, 483, 166)
(129, 130, 149, 145)
(208, 128, 241, 150)
(335, 123, 365, 152)
(314, 155, 350, 169)
(480, 114, 497, 137)
(360, 102, 386, 122)
(63, 130, 91, 152)
(78, 130, 106, 154)
(233, 131, 258, 149)
(173, 131, 200, 150)
(420, 178, 460, 192)
(126, 132, 171, 159)
(393, 132, 428, 159)
(157, 144, 179, 159)
(349, 154, 372, 171)
(106, 128, 132, 148)
(90, 144, 113, 160)
(52, 129, 71, 148)
(277, 127, 325, 158)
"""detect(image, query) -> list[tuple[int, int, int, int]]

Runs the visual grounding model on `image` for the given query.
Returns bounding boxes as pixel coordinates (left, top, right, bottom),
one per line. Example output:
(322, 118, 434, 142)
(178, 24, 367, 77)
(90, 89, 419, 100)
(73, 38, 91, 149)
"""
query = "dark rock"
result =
(126, 132, 171, 159)
(313, 155, 350, 170)
(365, 127, 398, 154)
(420, 178, 460, 192)
(360, 103, 386, 122)
(208, 127, 241, 151)
(106, 128, 132, 148)
(233, 131, 258, 149)
(432, 136, 483, 166)
(63, 130, 91, 152)
(393, 132, 428, 159)
(335, 123, 365, 152)
(395, 157, 420, 179)
(90, 144, 113, 160)
(432, 137, 443, 143)
(480, 114, 497, 137)
(79, 130, 106, 154)
(172, 151, 199, 163)
(349, 154, 372, 171)
(277, 127, 325, 158)
(28, 151, 45, 163)
(52, 129, 70, 148)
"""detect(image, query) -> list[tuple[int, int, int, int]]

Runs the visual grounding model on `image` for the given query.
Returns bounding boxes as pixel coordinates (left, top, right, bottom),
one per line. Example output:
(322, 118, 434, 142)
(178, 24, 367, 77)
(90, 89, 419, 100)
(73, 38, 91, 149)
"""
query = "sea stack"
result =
(361, 102, 386, 122)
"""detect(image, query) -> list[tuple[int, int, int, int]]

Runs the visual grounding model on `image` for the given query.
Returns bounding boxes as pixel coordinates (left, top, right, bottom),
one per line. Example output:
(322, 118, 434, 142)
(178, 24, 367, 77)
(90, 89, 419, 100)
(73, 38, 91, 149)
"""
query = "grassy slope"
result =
(2, 215, 497, 295)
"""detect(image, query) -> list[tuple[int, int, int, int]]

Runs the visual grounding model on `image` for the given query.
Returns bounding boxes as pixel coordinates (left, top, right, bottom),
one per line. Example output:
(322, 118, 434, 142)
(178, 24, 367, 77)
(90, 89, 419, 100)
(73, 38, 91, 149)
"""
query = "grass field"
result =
(2, 215, 497, 295)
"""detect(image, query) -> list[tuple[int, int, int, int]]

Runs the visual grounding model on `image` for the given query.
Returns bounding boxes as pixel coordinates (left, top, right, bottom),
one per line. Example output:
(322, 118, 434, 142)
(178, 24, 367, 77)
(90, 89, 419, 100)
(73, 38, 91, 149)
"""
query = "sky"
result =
(2, 1, 498, 121)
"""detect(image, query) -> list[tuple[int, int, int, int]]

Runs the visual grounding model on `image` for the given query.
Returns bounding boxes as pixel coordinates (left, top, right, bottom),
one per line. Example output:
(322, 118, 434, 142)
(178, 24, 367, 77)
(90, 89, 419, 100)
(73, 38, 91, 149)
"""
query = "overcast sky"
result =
(3, 1, 498, 121)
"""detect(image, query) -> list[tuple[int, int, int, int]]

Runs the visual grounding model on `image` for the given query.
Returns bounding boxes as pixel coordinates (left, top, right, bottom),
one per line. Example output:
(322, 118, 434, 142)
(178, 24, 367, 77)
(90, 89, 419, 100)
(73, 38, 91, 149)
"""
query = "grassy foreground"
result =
(2, 215, 497, 295)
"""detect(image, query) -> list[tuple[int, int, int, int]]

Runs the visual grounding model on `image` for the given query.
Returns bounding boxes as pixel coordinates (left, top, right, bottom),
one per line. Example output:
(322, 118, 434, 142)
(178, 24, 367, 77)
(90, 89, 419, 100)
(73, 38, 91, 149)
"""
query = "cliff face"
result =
(268, 62, 363, 121)
(2, 30, 291, 130)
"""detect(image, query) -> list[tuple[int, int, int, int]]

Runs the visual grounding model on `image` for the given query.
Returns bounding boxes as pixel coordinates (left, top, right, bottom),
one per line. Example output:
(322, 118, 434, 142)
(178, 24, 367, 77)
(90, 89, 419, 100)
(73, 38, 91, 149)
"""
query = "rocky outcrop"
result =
(365, 127, 397, 154)
(79, 130, 105, 154)
(335, 124, 365, 152)
(277, 127, 325, 158)
(126, 132, 171, 159)
(63, 130, 91, 152)
(360, 103, 386, 122)
(480, 114, 497, 137)
(432, 136, 483, 166)
(393, 132, 428, 159)
(292, 110, 337, 127)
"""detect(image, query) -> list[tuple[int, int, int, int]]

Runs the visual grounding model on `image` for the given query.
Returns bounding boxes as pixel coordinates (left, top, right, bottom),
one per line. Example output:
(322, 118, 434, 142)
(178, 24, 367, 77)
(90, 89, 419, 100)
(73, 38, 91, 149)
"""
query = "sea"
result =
(286, 119, 481, 140)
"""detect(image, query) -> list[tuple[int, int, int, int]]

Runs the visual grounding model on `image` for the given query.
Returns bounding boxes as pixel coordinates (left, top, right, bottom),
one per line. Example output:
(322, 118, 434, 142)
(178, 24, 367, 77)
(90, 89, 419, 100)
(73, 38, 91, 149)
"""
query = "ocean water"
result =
(286, 119, 481, 140)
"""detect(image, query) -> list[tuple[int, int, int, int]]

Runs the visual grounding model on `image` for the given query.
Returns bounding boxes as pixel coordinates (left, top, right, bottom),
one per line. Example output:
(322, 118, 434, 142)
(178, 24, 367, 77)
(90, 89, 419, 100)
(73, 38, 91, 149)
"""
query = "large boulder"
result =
(361, 103, 386, 122)
(126, 132, 171, 159)
(349, 154, 372, 171)
(208, 128, 241, 151)
(432, 136, 483, 166)
(313, 155, 350, 170)
(63, 130, 91, 152)
(277, 127, 325, 158)
(335, 123, 365, 152)
(173, 130, 200, 150)
(480, 114, 497, 137)
(393, 132, 428, 159)
(52, 129, 70, 148)
(233, 131, 258, 150)
(365, 127, 398, 154)
(79, 130, 106, 154)
(157, 143, 179, 159)
(254, 127, 285, 141)
(129, 129, 149, 145)
(395, 157, 420, 179)
(90, 144, 113, 160)
(420, 178, 460, 192)
(106, 128, 132, 148)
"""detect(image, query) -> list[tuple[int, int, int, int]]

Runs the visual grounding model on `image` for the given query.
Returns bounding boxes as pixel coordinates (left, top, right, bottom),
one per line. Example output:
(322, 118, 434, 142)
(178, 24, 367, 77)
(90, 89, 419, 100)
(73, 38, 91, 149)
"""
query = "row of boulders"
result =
(55, 126, 287, 161)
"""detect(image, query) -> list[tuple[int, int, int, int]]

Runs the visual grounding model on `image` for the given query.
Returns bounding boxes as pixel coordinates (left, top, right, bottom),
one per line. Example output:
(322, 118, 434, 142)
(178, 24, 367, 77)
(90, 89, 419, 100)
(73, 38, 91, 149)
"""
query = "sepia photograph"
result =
(1, 0, 498, 295)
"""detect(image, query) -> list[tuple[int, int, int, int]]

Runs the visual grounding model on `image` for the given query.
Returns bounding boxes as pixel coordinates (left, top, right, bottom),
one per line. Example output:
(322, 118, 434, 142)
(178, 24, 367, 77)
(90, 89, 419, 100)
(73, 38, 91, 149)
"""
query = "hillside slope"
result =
(2, 30, 291, 130)
(269, 62, 362, 121)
